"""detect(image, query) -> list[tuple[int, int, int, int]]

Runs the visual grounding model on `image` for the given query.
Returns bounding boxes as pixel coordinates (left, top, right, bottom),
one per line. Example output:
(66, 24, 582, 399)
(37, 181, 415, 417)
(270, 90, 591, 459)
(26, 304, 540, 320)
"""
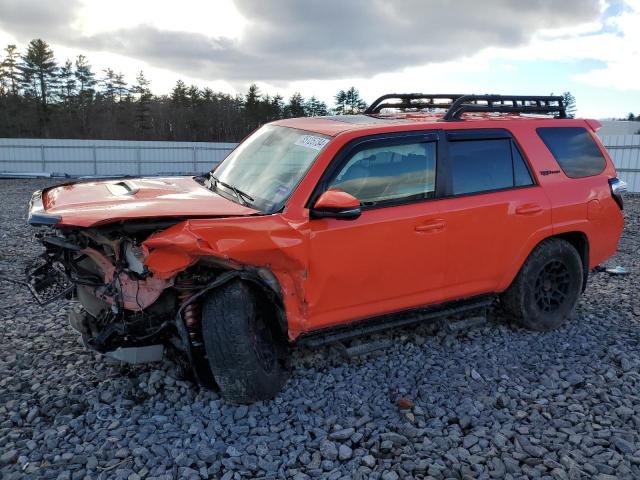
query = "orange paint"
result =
(36, 114, 624, 340)
(43, 177, 258, 227)
(313, 189, 360, 209)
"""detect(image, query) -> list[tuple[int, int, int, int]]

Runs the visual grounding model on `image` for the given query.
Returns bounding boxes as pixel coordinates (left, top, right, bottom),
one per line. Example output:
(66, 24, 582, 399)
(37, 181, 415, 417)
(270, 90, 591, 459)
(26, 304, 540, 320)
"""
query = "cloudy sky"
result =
(0, 0, 638, 118)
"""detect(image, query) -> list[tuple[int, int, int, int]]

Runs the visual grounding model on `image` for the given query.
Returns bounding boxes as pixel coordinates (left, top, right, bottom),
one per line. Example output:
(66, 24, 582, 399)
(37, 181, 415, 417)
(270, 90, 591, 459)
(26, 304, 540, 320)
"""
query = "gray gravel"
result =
(1, 178, 640, 480)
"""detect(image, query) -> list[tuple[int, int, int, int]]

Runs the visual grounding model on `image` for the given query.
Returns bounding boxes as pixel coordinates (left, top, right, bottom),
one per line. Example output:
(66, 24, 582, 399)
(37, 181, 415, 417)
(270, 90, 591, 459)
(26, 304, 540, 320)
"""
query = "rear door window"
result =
(445, 134, 533, 196)
(448, 139, 512, 195)
(537, 127, 606, 178)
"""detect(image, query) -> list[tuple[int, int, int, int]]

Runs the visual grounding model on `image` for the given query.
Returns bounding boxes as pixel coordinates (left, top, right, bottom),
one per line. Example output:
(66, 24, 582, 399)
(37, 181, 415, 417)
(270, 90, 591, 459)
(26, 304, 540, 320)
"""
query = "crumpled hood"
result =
(39, 176, 259, 227)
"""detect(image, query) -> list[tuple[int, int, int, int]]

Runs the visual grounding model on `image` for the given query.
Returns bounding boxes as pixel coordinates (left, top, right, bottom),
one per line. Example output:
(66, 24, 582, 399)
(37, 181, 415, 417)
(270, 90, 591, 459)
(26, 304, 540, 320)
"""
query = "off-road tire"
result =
(502, 238, 583, 331)
(202, 280, 290, 403)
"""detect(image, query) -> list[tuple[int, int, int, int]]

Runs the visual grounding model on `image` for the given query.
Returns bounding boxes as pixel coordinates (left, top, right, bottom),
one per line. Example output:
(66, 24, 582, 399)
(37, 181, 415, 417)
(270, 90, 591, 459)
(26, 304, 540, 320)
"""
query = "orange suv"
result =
(26, 94, 625, 402)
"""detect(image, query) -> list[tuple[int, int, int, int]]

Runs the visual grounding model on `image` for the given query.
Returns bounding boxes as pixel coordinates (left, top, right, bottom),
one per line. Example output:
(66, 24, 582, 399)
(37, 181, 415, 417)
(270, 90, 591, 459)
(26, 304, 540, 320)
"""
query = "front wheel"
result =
(502, 238, 583, 331)
(201, 280, 290, 403)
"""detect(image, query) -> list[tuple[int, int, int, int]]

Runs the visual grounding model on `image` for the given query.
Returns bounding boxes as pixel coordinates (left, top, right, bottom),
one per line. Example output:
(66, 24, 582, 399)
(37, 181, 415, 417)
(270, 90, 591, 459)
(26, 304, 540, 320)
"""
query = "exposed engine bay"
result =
(26, 217, 284, 386)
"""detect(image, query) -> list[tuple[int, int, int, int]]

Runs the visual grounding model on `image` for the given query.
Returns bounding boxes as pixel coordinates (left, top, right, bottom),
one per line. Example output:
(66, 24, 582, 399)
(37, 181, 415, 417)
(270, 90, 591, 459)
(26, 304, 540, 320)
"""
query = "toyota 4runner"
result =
(25, 94, 626, 402)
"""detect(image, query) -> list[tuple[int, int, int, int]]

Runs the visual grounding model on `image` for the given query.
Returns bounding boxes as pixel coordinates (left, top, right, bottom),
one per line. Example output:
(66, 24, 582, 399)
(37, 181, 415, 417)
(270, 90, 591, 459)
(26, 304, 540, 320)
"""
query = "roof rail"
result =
(365, 93, 465, 114)
(366, 93, 567, 120)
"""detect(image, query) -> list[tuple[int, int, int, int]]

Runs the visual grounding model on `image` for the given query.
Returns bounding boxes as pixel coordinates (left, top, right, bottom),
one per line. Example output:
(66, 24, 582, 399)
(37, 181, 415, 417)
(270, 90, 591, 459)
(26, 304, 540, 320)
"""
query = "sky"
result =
(0, 0, 638, 118)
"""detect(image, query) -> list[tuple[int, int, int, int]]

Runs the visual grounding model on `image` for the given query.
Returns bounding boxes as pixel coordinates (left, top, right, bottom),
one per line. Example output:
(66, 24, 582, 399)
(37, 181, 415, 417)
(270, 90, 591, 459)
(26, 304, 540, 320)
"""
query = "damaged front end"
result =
(22, 170, 310, 395)
(26, 218, 228, 381)
(25, 206, 297, 390)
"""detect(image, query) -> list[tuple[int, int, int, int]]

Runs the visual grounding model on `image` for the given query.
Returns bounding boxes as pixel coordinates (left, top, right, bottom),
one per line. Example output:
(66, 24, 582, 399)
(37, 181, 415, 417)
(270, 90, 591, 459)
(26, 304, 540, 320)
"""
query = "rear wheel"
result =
(201, 280, 290, 403)
(502, 238, 583, 331)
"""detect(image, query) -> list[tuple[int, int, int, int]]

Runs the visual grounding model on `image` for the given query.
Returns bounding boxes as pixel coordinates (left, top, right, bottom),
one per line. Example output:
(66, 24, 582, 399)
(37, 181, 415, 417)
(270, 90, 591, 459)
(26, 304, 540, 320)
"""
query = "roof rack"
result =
(365, 93, 465, 114)
(366, 93, 567, 120)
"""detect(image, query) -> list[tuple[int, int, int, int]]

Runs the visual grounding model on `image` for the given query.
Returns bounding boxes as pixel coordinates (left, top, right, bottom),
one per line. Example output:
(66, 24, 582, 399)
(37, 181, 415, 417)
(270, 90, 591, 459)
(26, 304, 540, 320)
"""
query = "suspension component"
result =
(182, 295, 198, 328)
(176, 279, 202, 346)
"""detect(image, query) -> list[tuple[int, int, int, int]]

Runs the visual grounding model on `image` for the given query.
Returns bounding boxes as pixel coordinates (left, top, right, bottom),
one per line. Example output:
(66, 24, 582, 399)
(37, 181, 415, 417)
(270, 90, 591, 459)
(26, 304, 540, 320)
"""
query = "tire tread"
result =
(202, 280, 288, 403)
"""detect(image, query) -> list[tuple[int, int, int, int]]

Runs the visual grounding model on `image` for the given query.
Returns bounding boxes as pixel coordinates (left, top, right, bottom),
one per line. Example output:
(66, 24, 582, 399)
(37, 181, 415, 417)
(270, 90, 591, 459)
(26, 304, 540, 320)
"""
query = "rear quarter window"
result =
(537, 127, 606, 178)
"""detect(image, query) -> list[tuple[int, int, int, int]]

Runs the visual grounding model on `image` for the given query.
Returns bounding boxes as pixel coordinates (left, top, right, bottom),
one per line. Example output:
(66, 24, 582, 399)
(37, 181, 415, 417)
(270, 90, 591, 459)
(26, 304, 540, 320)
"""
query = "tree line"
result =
(1, 39, 589, 142)
(0, 39, 369, 141)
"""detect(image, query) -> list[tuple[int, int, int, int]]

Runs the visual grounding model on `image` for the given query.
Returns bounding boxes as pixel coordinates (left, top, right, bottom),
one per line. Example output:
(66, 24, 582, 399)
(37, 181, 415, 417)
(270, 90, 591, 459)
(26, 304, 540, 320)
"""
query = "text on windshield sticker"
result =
(294, 135, 329, 151)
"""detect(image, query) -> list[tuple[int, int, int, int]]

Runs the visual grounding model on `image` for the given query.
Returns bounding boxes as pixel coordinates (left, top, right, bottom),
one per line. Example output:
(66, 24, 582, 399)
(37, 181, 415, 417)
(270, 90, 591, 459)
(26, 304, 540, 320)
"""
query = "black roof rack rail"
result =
(365, 93, 465, 114)
(442, 94, 566, 120)
(366, 93, 567, 120)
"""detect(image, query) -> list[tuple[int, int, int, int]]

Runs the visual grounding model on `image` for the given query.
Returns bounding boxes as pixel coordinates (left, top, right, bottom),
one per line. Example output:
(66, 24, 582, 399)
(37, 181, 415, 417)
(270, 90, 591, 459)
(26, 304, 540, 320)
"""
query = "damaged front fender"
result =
(142, 215, 309, 338)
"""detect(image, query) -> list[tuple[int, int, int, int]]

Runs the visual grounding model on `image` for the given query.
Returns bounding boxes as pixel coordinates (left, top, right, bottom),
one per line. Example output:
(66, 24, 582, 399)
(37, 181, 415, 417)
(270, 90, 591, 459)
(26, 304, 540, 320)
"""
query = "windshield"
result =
(210, 125, 330, 213)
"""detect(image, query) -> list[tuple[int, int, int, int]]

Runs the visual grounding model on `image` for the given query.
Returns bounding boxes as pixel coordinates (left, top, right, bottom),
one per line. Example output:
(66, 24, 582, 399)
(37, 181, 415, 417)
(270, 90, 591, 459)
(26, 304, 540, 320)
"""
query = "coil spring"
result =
(177, 280, 200, 340)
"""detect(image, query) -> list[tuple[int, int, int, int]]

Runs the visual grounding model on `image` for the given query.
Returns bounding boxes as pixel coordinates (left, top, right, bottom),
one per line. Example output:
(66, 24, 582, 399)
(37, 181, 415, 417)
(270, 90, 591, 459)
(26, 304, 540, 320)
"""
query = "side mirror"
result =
(311, 189, 361, 220)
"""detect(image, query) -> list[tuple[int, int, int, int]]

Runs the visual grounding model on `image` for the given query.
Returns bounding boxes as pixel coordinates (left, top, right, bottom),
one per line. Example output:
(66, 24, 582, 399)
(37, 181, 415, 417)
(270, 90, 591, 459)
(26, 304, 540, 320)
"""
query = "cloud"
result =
(0, 0, 81, 41)
(572, 2, 640, 91)
(0, 0, 603, 83)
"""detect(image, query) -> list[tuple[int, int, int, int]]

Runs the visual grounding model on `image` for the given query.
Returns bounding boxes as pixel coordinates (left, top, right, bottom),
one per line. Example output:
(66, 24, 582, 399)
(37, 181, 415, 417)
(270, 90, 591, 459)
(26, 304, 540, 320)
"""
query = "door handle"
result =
(415, 220, 446, 233)
(515, 204, 543, 215)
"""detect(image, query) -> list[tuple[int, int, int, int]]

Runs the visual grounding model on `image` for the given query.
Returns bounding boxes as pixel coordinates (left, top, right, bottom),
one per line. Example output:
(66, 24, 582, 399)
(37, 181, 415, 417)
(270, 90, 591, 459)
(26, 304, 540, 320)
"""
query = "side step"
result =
(337, 339, 394, 360)
(336, 311, 488, 359)
(297, 296, 494, 348)
(445, 314, 487, 333)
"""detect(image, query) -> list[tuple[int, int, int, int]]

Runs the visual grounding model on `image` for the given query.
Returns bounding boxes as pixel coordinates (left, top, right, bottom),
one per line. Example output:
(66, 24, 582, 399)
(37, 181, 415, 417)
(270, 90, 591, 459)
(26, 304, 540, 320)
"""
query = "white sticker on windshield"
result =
(294, 135, 329, 151)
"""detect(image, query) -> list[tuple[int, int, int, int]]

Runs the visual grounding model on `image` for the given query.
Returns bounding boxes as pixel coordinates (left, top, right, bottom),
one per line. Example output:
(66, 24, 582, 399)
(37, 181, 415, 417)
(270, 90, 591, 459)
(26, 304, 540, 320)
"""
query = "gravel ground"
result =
(1, 178, 639, 480)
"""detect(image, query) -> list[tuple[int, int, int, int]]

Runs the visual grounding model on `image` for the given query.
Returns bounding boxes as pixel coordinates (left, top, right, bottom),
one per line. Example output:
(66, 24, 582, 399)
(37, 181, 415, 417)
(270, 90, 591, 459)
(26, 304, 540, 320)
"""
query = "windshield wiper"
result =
(208, 173, 255, 207)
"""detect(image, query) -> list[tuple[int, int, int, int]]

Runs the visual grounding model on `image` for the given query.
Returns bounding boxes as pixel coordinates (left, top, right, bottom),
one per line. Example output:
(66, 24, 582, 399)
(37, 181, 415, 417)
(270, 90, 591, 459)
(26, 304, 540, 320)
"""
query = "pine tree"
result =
(133, 72, 152, 100)
(334, 89, 347, 115)
(74, 55, 96, 133)
(270, 94, 284, 120)
(345, 87, 366, 114)
(98, 68, 119, 137)
(0, 50, 5, 96)
(562, 92, 576, 118)
(187, 85, 200, 107)
(74, 55, 96, 100)
(133, 71, 153, 136)
(244, 83, 262, 129)
(202, 87, 214, 103)
(305, 96, 328, 116)
(101, 68, 117, 103)
(19, 39, 58, 135)
(1, 45, 21, 95)
(171, 80, 188, 105)
(260, 94, 281, 122)
(58, 60, 75, 99)
(334, 87, 366, 115)
(113, 73, 128, 102)
(285, 92, 306, 118)
(20, 39, 58, 107)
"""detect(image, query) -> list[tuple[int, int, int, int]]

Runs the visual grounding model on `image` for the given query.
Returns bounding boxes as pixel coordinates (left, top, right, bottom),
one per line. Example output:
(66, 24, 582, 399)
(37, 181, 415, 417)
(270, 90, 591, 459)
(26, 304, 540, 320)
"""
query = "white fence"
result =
(600, 135, 640, 193)
(0, 138, 237, 177)
(0, 135, 639, 192)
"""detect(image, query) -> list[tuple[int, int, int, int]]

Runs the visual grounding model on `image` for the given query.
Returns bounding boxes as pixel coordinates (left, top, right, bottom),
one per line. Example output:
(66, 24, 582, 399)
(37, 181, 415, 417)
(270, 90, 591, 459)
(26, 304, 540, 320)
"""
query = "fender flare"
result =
(500, 230, 590, 293)
(174, 268, 288, 386)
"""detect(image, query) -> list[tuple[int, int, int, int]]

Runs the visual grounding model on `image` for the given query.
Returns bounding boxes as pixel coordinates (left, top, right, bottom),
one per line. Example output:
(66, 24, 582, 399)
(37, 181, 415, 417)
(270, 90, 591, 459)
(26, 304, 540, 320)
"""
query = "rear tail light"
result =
(608, 177, 627, 210)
